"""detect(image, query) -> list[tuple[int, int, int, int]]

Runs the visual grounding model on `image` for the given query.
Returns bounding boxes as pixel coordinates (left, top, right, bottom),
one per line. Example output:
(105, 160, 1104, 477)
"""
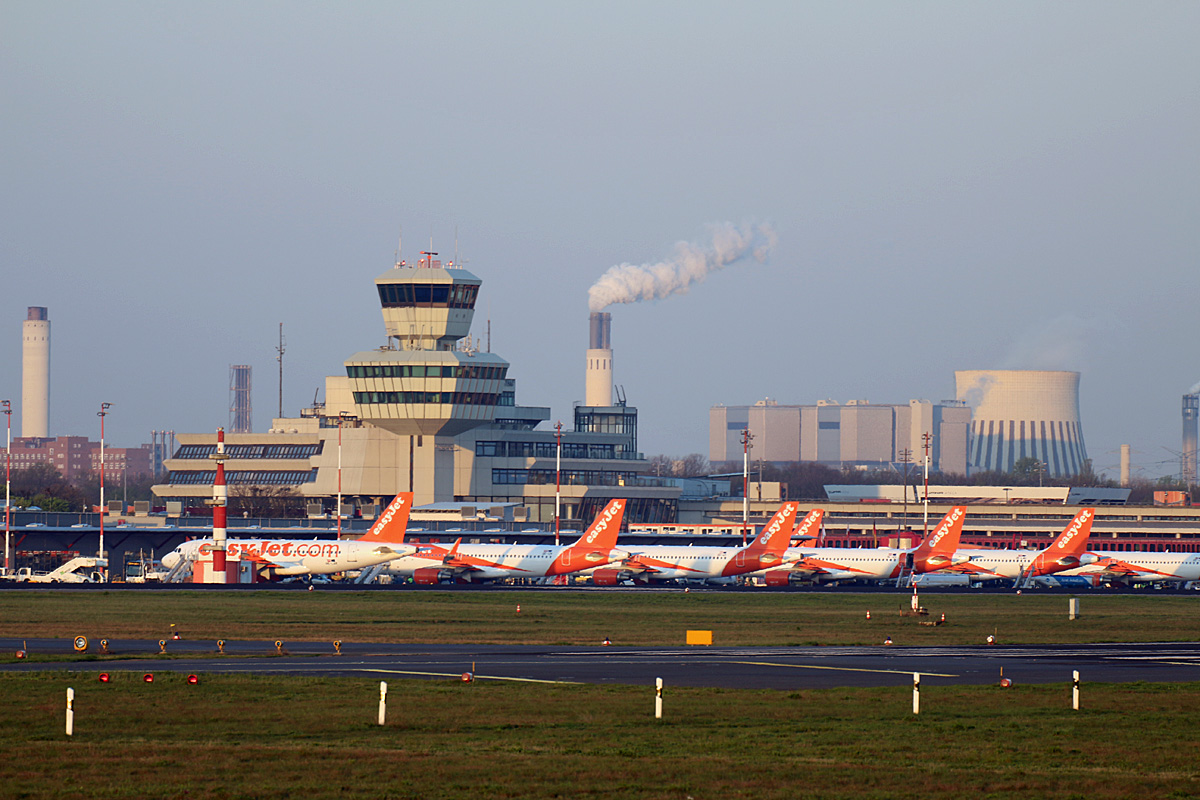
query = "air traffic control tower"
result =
(344, 255, 510, 501)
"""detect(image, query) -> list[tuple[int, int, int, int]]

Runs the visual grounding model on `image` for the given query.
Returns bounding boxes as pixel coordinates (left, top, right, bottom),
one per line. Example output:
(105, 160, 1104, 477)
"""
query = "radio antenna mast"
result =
(275, 323, 286, 418)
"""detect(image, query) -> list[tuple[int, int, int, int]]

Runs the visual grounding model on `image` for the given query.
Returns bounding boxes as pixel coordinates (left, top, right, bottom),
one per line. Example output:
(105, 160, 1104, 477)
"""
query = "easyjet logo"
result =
(928, 507, 964, 548)
(794, 510, 821, 537)
(1057, 509, 1092, 549)
(370, 495, 409, 535)
(757, 503, 797, 546)
(585, 500, 624, 544)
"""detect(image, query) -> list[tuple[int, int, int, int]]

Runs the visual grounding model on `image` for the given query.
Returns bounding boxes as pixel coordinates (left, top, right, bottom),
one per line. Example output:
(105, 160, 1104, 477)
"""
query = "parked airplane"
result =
(1046, 549, 1200, 587)
(753, 506, 968, 586)
(383, 498, 629, 584)
(587, 502, 804, 586)
(160, 492, 419, 578)
(924, 508, 1097, 586)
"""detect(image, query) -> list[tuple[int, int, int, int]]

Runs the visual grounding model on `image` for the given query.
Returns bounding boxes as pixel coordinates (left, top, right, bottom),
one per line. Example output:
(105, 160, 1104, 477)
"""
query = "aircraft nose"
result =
(161, 551, 180, 569)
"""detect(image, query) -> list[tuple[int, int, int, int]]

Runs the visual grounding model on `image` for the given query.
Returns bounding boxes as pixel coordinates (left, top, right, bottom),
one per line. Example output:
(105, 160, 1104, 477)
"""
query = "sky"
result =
(2, 2, 1197, 482)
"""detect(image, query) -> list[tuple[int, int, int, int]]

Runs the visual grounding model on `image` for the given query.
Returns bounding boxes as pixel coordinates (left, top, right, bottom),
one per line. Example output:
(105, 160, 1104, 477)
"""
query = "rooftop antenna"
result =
(394, 227, 403, 267)
(275, 323, 286, 419)
(454, 226, 459, 268)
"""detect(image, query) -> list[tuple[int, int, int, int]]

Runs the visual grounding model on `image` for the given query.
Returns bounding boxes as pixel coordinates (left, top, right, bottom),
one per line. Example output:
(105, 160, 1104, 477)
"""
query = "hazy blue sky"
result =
(2, 2, 1197, 481)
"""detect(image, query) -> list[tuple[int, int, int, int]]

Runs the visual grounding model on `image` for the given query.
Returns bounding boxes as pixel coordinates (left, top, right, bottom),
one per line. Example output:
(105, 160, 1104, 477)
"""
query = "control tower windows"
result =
(377, 283, 479, 309)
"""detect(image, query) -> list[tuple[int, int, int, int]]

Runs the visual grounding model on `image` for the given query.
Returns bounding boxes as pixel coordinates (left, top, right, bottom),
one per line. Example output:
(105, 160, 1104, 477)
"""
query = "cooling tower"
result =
(1184, 394, 1198, 487)
(585, 312, 613, 406)
(21, 306, 50, 438)
(955, 370, 1087, 478)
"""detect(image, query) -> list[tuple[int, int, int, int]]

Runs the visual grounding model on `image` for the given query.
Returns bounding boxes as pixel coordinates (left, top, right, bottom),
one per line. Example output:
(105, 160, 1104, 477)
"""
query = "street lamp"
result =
(98, 403, 111, 582)
(336, 413, 349, 538)
(741, 428, 753, 546)
(554, 421, 563, 546)
(2, 400, 11, 575)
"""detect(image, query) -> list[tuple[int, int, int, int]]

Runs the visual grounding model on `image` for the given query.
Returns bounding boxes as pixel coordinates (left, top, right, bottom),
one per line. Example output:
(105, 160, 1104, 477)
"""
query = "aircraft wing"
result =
(617, 553, 708, 578)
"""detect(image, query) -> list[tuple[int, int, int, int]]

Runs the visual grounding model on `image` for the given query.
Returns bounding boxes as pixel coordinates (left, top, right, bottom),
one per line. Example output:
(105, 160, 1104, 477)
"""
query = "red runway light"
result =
(187, 675, 199, 685)
(98, 673, 110, 683)
(143, 673, 154, 683)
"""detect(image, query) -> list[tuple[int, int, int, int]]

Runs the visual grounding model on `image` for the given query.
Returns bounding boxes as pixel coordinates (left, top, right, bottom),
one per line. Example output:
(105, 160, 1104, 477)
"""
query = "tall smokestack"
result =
(21, 307, 49, 438)
(1184, 393, 1198, 487)
(1120, 444, 1131, 487)
(585, 312, 613, 406)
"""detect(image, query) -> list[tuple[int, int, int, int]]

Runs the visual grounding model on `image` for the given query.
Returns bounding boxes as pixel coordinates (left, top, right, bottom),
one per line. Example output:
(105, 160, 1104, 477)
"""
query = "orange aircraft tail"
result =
(565, 499, 627, 553)
(911, 506, 967, 573)
(1028, 507, 1095, 578)
(743, 502, 803, 555)
(356, 492, 414, 544)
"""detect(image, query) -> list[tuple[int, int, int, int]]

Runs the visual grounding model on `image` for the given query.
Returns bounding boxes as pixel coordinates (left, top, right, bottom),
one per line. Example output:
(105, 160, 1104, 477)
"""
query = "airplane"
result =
(751, 506, 969, 586)
(384, 498, 628, 584)
(587, 502, 804, 586)
(1044, 549, 1200, 587)
(160, 492, 419, 578)
(924, 508, 1097, 587)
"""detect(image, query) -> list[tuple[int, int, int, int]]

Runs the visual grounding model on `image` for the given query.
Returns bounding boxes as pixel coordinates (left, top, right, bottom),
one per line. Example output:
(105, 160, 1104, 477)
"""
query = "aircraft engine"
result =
(413, 567, 453, 585)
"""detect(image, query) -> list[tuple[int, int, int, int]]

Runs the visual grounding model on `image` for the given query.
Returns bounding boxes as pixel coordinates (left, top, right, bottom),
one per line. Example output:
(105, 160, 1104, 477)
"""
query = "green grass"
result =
(1, 671, 1197, 799)
(1, 589, 1198, 647)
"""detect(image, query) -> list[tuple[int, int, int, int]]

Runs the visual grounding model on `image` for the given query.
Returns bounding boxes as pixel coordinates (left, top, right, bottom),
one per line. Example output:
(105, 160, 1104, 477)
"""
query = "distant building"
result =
(710, 398, 971, 474)
(9, 436, 154, 480)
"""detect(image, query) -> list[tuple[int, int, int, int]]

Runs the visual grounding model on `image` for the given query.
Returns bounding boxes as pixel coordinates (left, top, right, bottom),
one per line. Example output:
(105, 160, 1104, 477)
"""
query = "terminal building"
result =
(153, 255, 680, 525)
(710, 398, 972, 474)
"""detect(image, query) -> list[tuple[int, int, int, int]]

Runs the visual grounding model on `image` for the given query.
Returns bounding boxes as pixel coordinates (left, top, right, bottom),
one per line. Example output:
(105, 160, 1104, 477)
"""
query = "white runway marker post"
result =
(655, 677, 663, 719)
(913, 673, 920, 715)
(378, 681, 388, 726)
(66, 687, 74, 736)
(1072, 671, 1080, 711)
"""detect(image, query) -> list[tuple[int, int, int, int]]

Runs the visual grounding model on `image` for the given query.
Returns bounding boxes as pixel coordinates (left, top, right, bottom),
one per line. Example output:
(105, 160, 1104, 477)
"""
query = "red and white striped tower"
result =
(209, 427, 228, 584)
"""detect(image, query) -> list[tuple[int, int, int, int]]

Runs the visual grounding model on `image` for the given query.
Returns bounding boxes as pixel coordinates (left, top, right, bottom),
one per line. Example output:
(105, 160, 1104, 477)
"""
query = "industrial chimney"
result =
(585, 312, 613, 406)
(21, 306, 50, 438)
(1184, 393, 1198, 487)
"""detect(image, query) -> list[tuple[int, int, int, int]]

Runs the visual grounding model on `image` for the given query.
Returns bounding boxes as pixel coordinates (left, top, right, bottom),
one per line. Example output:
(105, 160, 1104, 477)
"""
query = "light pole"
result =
(2, 400, 10, 575)
(921, 432, 932, 536)
(336, 413, 349, 538)
(741, 428, 753, 546)
(898, 449, 912, 534)
(97, 403, 112, 581)
(554, 421, 563, 546)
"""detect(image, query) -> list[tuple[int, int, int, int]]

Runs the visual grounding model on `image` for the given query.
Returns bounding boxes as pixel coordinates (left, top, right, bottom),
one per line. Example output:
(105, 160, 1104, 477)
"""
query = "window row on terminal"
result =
(475, 440, 622, 460)
(165, 470, 318, 485)
(175, 444, 323, 459)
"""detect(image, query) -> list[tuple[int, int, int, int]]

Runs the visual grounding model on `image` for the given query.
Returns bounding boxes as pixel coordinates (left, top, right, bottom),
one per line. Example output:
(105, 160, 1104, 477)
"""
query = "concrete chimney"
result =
(1184, 394, 1198, 486)
(22, 306, 50, 438)
(585, 312, 613, 406)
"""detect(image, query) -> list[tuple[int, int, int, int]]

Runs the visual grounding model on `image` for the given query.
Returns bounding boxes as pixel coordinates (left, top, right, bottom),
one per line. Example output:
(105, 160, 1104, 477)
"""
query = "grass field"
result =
(0, 589, 1198, 648)
(1, 671, 1197, 799)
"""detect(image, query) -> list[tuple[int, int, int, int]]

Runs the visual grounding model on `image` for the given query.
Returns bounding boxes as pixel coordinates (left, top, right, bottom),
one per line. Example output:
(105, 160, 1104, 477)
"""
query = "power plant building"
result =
(153, 256, 680, 524)
(956, 370, 1088, 478)
(709, 398, 971, 474)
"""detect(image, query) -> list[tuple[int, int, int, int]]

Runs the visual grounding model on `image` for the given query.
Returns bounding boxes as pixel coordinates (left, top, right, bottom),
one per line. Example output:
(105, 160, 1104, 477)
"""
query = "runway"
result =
(3, 638, 1200, 689)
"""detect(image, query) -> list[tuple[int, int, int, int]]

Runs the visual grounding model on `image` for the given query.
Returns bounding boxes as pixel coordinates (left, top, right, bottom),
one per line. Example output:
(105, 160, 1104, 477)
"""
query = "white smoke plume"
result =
(1189, 381, 1200, 396)
(587, 221, 778, 312)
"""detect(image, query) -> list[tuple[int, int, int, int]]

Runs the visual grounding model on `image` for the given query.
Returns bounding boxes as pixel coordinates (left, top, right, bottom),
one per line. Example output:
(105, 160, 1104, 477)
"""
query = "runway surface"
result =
(3, 638, 1200, 689)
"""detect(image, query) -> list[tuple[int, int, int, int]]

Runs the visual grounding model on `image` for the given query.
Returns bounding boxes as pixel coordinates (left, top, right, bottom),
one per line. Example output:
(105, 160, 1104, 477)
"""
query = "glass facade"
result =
(174, 444, 322, 459)
(376, 282, 479, 309)
(346, 364, 507, 380)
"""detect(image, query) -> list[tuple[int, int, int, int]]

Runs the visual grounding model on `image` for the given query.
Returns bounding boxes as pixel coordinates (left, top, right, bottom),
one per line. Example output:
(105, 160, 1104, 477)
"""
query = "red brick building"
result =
(8, 436, 154, 480)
